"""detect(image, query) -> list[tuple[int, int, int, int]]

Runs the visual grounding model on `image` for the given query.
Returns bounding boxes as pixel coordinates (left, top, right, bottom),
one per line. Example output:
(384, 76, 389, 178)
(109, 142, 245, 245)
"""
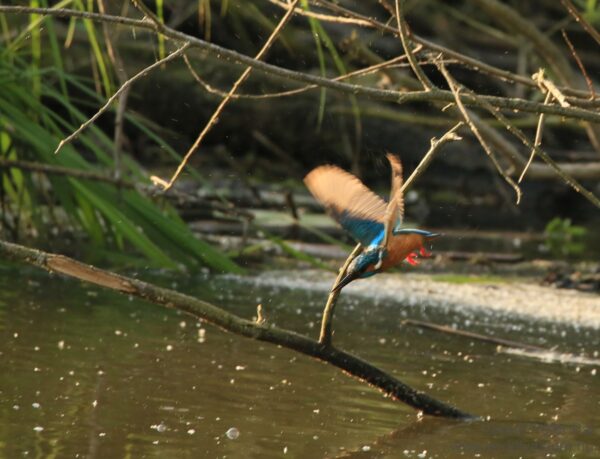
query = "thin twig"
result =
(402, 319, 548, 352)
(319, 244, 362, 346)
(402, 122, 464, 190)
(152, 0, 301, 191)
(560, 0, 600, 46)
(182, 52, 414, 100)
(561, 29, 596, 100)
(459, 77, 600, 208)
(0, 238, 474, 419)
(519, 91, 552, 183)
(54, 43, 190, 154)
(268, 0, 371, 26)
(306, 0, 596, 101)
(469, 0, 573, 84)
(318, 122, 463, 346)
(2, 6, 600, 123)
(438, 62, 522, 204)
(130, 0, 164, 31)
(394, 0, 433, 89)
(98, 0, 129, 181)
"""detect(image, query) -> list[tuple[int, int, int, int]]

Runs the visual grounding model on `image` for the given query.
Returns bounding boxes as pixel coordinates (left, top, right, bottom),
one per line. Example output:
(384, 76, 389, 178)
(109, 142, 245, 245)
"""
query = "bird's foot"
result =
(405, 252, 419, 266)
(419, 246, 432, 258)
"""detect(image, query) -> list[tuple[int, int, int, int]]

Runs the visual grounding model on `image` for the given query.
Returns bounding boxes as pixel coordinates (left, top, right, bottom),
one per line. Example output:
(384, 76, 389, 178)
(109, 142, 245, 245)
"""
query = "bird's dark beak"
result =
(426, 232, 442, 240)
(331, 271, 359, 293)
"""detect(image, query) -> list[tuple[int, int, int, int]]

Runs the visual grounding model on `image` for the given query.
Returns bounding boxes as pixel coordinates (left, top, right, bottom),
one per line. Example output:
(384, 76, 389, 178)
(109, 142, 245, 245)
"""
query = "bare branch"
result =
(394, 0, 433, 89)
(182, 52, 413, 100)
(152, 0, 301, 191)
(519, 92, 553, 183)
(319, 244, 363, 346)
(0, 238, 474, 419)
(439, 63, 522, 204)
(319, 122, 463, 346)
(560, 0, 600, 47)
(268, 0, 372, 26)
(54, 43, 190, 154)
(98, 0, 129, 181)
(1, 6, 599, 123)
(457, 78, 600, 208)
(561, 29, 596, 100)
(307, 0, 596, 101)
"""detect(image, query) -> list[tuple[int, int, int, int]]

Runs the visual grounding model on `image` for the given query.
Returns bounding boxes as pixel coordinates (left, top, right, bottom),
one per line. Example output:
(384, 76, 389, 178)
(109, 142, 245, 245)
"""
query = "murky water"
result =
(1, 266, 599, 458)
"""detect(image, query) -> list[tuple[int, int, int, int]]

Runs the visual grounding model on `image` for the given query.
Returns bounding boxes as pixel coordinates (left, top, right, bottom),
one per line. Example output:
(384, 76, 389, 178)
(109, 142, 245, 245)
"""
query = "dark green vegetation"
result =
(1, 1, 600, 268)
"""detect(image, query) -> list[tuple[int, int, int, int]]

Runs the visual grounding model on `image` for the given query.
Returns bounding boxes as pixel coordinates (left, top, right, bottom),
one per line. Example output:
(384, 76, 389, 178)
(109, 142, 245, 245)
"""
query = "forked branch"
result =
(318, 122, 463, 346)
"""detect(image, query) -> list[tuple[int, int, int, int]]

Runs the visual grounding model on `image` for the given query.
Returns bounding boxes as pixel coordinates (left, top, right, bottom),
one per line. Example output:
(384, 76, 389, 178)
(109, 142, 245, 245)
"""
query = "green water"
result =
(0, 267, 599, 458)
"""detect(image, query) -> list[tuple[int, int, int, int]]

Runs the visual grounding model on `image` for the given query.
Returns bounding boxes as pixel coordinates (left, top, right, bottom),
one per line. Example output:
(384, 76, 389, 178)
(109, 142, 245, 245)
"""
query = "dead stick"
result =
(0, 238, 474, 419)
(402, 319, 547, 352)
(153, 0, 301, 191)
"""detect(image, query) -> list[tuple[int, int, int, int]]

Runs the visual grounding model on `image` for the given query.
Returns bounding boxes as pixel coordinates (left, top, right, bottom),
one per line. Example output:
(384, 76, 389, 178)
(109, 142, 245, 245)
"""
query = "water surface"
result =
(0, 267, 599, 458)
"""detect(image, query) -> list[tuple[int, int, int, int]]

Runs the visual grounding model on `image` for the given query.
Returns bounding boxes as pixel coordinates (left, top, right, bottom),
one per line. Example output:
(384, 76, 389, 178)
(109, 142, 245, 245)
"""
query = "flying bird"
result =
(304, 154, 439, 292)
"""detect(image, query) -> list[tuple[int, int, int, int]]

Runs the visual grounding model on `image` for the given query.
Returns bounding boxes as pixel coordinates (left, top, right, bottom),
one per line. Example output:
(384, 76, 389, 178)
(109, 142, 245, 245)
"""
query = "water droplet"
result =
(225, 427, 239, 440)
(151, 422, 167, 433)
(33, 426, 44, 433)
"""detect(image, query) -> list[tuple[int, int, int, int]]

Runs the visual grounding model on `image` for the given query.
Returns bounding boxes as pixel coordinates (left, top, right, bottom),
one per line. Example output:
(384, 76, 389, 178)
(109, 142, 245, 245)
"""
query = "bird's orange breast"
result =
(379, 234, 424, 271)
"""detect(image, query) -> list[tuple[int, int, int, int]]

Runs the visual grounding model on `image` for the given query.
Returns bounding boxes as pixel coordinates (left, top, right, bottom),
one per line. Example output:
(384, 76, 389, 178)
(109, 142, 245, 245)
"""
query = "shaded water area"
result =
(1, 266, 599, 458)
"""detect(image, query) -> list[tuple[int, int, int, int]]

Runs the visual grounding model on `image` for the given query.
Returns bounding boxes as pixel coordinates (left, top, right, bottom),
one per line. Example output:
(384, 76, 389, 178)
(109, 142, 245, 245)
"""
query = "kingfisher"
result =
(304, 154, 439, 292)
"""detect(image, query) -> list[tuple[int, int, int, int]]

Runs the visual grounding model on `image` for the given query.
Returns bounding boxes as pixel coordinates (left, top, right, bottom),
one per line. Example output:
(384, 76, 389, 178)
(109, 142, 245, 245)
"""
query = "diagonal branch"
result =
(438, 62, 522, 204)
(54, 43, 190, 154)
(560, 0, 600, 46)
(2, 7, 600, 123)
(561, 29, 596, 100)
(318, 122, 463, 347)
(182, 52, 415, 100)
(306, 0, 596, 101)
(454, 75, 600, 208)
(394, 0, 433, 90)
(519, 92, 553, 183)
(151, 0, 301, 191)
(0, 238, 474, 420)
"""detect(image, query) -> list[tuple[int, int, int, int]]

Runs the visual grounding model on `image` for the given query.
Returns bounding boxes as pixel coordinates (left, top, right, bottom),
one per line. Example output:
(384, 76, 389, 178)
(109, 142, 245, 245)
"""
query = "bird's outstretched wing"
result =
(304, 165, 386, 247)
(382, 153, 404, 249)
